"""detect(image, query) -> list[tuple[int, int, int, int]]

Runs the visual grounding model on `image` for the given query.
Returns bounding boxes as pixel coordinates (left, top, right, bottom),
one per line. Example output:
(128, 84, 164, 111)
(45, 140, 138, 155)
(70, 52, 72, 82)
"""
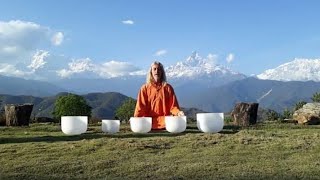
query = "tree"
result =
(52, 93, 92, 120)
(115, 98, 136, 123)
(266, 109, 280, 121)
(294, 101, 307, 111)
(312, 92, 320, 102)
(282, 108, 292, 120)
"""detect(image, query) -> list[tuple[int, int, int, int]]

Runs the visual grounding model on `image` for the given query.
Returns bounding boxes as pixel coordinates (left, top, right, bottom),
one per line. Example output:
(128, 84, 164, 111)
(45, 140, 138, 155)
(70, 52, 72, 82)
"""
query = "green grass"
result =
(1, 122, 320, 179)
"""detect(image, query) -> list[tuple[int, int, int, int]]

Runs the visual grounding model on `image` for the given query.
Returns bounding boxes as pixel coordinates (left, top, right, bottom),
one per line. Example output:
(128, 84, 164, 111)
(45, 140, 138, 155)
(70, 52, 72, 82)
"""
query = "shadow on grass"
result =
(0, 133, 107, 144)
(0, 125, 241, 144)
(187, 124, 240, 134)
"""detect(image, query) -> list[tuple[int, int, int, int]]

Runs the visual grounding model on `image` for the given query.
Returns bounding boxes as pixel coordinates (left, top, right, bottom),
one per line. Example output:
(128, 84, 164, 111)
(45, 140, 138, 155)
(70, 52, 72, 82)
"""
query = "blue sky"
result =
(1, 0, 320, 80)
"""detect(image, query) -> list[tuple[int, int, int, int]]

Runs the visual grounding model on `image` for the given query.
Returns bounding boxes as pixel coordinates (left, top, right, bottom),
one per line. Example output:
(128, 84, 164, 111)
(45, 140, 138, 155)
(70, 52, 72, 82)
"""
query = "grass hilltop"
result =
(1, 122, 320, 179)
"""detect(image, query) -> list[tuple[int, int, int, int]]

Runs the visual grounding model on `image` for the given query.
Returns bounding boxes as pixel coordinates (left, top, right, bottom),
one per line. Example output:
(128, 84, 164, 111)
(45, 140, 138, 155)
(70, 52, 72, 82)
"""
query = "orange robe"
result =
(134, 82, 181, 129)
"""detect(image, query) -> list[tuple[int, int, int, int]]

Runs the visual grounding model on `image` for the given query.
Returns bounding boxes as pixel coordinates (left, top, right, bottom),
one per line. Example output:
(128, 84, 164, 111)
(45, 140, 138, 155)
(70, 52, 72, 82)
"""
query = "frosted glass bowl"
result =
(102, 120, 120, 134)
(61, 116, 88, 135)
(196, 113, 224, 133)
(165, 116, 187, 133)
(130, 117, 152, 133)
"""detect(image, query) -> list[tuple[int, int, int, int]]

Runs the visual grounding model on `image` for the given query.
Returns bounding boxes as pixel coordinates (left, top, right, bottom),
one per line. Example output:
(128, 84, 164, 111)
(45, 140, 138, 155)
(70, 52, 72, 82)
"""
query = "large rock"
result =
(293, 103, 320, 125)
(0, 108, 5, 126)
(231, 102, 259, 126)
(5, 104, 34, 126)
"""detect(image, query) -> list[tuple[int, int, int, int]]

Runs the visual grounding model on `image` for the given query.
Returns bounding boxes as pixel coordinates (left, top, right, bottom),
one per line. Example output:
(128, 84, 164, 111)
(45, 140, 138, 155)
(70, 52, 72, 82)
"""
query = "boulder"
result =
(5, 104, 34, 126)
(0, 108, 5, 126)
(293, 103, 320, 125)
(231, 102, 259, 126)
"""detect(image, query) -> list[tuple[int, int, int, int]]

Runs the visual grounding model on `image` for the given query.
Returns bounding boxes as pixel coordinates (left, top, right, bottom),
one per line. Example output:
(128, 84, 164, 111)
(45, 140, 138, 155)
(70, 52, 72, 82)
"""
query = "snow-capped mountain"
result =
(257, 58, 320, 82)
(166, 51, 246, 87)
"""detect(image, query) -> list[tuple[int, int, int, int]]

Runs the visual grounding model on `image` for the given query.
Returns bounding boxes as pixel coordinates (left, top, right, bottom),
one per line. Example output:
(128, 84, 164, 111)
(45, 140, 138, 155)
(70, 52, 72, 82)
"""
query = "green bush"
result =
(115, 98, 136, 123)
(52, 93, 92, 121)
(294, 101, 307, 111)
(266, 109, 280, 121)
(312, 92, 320, 102)
(224, 116, 233, 124)
(281, 108, 292, 120)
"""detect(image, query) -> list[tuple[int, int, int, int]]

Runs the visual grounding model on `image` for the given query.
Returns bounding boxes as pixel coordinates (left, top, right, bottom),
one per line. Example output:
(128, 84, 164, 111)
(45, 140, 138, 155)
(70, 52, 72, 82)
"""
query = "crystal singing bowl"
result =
(197, 113, 224, 133)
(165, 116, 187, 133)
(61, 116, 88, 135)
(102, 119, 120, 134)
(130, 117, 152, 133)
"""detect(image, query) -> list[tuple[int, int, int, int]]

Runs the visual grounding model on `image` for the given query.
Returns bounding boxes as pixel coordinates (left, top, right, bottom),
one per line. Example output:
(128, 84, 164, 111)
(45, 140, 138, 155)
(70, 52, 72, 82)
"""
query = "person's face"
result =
(151, 64, 162, 83)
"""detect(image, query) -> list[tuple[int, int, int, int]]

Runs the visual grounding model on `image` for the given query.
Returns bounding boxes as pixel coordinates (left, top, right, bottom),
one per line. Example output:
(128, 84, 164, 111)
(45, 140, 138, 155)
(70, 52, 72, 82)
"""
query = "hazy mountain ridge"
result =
(181, 77, 320, 113)
(0, 75, 67, 97)
(1, 55, 320, 114)
(0, 92, 130, 119)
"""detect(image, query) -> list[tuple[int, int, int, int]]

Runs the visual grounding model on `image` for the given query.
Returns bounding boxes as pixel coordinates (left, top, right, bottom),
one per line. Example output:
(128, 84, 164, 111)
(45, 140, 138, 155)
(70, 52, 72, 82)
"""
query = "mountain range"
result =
(0, 92, 129, 119)
(257, 58, 320, 81)
(181, 77, 320, 113)
(1, 52, 320, 114)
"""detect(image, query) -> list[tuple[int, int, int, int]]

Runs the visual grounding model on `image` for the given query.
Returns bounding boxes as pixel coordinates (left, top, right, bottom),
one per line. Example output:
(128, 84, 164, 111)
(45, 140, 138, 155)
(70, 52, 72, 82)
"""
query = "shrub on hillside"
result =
(266, 109, 280, 121)
(115, 98, 136, 123)
(312, 92, 320, 102)
(294, 101, 307, 111)
(281, 108, 292, 120)
(52, 93, 92, 121)
(89, 117, 101, 125)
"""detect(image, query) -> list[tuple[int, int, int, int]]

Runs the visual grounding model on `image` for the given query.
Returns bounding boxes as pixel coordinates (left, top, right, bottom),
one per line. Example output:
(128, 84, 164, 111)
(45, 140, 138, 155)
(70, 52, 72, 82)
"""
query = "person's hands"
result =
(177, 111, 185, 116)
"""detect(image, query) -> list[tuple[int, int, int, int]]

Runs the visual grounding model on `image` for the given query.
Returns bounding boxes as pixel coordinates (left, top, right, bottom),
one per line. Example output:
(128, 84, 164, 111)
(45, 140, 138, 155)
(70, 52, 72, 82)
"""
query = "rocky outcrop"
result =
(231, 102, 259, 126)
(5, 104, 34, 126)
(293, 103, 320, 125)
(0, 108, 5, 126)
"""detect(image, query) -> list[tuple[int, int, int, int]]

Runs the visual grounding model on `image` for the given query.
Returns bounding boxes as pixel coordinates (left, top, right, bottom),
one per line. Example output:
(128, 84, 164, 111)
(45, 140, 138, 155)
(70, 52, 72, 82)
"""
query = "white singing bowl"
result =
(130, 117, 152, 133)
(197, 113, 224, 133)
(61, 116, 88, 135)
(102, 120, 120, 134)
(165, 116, 187, 133)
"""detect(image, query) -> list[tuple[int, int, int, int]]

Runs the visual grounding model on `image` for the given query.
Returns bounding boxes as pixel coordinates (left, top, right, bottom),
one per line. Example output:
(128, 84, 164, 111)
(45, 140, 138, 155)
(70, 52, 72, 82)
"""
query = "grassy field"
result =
(1, 122, 320, 180)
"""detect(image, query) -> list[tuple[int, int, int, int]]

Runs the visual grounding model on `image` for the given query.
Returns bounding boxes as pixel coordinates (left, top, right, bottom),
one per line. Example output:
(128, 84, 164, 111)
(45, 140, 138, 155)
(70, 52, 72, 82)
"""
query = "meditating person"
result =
(134, 61, 184, 130)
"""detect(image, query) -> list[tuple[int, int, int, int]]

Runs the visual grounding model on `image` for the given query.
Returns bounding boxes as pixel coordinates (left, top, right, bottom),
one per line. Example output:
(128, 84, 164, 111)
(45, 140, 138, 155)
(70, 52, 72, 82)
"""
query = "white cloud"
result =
(0, 50, 69, 80)
(98, 60, 141, 77)
(56, 58, 142, 79)
(51, 32, 64, 46)
(0, 20, 64, 64)
(56, 58, 94, 78)
(0, 63, 32, 77)
(28, 50, 49, 71)
(154, 49, 167, 56)
(122, 20, 134, 25)
(0, 20, 146, 80)
(226, 53, 234, 63)
(2, 46, 18, 54)
(207, 53, 218, 64)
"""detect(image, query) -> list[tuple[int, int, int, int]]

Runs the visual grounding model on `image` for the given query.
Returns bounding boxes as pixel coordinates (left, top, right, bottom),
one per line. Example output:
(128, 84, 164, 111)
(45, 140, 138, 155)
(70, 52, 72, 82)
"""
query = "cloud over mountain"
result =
(0, 20, 63, 64)
(0, 20, 143, 80)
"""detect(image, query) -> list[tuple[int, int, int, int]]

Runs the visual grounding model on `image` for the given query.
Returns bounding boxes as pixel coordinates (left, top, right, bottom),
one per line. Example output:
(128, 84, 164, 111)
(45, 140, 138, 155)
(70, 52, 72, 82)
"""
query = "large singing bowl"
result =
(102, 119, 120, 134)
(196, 113, 224, 133)
(130, 117, 152, 133)
(61, 116, 88, 135)
(165, 116, 187, 133)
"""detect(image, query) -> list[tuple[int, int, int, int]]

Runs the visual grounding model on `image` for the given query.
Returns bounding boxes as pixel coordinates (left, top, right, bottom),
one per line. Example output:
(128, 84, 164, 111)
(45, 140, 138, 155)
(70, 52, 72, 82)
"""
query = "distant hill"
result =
(0, 75, 67, 97)
(0, 92, 130, 119)
(52, 76, 145, 98)
(181, 77, 320, 113)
